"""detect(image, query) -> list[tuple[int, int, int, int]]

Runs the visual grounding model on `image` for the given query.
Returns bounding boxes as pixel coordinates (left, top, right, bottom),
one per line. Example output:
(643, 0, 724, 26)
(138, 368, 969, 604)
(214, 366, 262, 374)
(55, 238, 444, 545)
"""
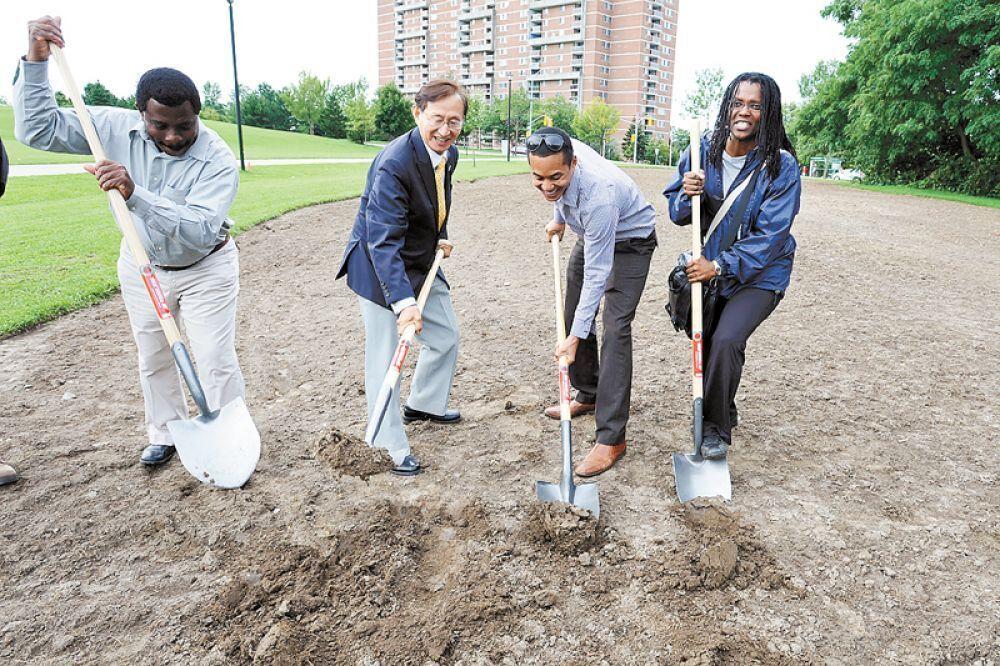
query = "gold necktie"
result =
(435, 159, 447, 230)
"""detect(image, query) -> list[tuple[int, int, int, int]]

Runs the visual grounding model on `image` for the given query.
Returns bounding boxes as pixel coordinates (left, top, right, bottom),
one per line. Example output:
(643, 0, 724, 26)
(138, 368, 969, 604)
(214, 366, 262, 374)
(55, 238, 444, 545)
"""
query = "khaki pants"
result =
(117, 240, 245, 446)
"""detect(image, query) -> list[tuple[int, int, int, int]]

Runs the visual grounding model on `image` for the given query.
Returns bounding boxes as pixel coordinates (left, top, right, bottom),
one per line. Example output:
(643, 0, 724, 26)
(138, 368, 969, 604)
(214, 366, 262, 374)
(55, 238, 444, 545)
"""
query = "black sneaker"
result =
(701, 434, 729, 461)
(402, 406, 462, 425)
(140, 444, 175, 466)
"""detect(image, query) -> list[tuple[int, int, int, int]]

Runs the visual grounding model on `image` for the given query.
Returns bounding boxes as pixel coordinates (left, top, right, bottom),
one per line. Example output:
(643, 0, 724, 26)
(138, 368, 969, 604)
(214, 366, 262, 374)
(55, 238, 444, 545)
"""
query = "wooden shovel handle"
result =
(550, 236, 573, 421)
(48, 44, 183, 348)
(399, 241, 452, 342)
(690, 120, 704, 398)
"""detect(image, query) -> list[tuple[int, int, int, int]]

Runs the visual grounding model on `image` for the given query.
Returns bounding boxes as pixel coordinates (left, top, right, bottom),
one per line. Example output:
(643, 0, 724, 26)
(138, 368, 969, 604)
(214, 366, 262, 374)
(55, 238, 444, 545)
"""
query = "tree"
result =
(682, 67, 725, 126)
(792, 0, 999, 195)
(83, 81, 121, 107)
(281, 71, 330, 135)
(572, 99, 620, 155)
(241, 83, 293, 131)
(55, 91, 72, 107)
(647, 137, 669, 165)
(668, 127, 690, 165)
(621, 121, 650, 162)
(316, 91, 347, 138)
(344, 92, 375, 144)
(373, 83, 414, 140)
(540, 95, 578, 134)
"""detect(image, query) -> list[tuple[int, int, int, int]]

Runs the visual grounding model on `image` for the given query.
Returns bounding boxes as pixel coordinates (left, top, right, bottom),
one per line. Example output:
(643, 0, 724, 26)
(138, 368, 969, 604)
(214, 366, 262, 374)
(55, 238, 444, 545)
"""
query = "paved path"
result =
(9, 155, 511, 177)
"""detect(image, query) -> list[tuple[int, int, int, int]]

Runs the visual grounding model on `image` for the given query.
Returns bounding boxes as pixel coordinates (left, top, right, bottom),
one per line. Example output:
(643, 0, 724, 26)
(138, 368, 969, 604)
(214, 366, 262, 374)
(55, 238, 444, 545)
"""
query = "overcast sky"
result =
(1, 1, 848, 120)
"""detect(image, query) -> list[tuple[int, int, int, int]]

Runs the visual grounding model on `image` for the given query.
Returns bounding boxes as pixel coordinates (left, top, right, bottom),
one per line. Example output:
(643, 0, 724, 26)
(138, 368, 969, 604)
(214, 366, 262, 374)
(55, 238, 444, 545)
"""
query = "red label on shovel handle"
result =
(692, 332, 703, 377)
(140, 266, 172, 319)
(391, 339, 412, 372)
(558, 364, 571, 403)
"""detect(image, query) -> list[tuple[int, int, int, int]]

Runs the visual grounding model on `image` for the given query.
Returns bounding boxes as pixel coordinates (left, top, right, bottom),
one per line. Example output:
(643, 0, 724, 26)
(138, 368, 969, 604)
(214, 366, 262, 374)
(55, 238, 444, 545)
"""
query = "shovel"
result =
(535, 235, 600, 517)
(364, 241, 453, 446)
(50, 45, 260, 489)
(672, 119, 732, 503)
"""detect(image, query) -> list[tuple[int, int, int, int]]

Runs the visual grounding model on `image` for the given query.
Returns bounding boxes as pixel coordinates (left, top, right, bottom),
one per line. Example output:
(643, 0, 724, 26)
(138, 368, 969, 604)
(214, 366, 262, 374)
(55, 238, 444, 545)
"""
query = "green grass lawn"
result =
(0, 159, 528, 338)
(818, 177, 999, 209)
(0, 105, 382, 165)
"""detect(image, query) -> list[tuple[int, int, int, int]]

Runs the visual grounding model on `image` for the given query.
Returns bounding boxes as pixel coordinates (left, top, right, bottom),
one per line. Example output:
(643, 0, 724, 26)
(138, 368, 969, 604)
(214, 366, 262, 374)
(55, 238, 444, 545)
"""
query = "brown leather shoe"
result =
(574, 442, 626, 478)
(0, 461, 18, 487)
(543, 400, 596, 420)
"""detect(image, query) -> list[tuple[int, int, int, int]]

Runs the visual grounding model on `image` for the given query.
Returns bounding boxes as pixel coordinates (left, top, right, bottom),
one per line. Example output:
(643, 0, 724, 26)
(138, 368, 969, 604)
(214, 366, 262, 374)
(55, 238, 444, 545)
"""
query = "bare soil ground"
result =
(1, 170, 998, 665)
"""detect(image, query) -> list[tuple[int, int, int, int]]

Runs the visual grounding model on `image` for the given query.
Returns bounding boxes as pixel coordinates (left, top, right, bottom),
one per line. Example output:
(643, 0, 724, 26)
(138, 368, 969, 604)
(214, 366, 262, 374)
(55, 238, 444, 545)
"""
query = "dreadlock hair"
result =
(708, 72, 795, 181)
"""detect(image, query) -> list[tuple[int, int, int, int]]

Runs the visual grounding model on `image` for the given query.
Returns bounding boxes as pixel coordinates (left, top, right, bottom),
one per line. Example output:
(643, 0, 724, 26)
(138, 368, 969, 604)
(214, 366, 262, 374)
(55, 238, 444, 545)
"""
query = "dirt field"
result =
(1, 169, 998, 665)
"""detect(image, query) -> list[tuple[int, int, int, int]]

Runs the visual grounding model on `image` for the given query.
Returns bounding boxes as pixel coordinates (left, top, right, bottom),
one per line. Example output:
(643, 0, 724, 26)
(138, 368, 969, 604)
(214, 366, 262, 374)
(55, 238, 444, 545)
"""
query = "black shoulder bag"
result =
(666, 163, 764, 339)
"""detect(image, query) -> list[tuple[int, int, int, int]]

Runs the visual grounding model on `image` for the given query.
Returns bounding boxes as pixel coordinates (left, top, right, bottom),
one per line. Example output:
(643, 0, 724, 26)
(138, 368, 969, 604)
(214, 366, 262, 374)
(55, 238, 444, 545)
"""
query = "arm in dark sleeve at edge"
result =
(365, 159, 415, 306)
(663, 146, 693, 226)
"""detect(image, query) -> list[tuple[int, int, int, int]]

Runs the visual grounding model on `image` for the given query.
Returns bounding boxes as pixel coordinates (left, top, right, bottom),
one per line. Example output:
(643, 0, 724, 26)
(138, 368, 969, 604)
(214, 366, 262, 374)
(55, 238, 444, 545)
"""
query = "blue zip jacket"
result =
(663, 135, 801, 297)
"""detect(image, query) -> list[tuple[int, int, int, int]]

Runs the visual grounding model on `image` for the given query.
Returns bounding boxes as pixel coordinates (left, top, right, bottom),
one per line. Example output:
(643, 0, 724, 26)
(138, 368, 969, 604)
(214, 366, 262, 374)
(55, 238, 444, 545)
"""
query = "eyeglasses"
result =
(526, 133, 566, 153)
(730, 100, 762, 112)
(425, 115, 464, 131)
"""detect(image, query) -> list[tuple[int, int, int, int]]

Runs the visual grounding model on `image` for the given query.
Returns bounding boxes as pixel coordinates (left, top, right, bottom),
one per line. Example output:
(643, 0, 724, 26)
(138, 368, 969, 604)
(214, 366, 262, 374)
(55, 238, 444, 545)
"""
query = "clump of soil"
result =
(674, 498, 787, 591)
(525, 500, 600, 554)
(315, 427, 393, 480)
(675, 635, 802, 665)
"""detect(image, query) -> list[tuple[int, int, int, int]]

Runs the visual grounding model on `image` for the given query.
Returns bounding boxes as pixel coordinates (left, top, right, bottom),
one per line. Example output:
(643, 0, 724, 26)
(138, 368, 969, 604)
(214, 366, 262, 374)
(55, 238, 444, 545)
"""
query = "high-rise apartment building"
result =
(377, 0, 679, 139)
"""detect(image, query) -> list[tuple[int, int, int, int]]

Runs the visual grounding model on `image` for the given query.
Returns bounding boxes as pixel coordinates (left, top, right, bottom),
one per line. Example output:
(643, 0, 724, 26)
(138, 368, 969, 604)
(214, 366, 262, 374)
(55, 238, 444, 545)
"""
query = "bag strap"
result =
(717, 162, 764, 253)
(704, 162, 764, 244)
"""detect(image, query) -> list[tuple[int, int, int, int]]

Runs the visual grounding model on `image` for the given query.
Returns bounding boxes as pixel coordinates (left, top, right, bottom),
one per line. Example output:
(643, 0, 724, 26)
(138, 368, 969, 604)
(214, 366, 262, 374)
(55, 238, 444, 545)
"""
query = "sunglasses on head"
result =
(526, 133, 566, 153)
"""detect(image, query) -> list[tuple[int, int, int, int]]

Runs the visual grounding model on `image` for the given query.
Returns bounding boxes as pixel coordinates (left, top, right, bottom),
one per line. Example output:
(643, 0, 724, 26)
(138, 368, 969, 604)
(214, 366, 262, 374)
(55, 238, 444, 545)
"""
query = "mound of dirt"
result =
(315, 427, 393, 480)
(524, 500, 600, 554)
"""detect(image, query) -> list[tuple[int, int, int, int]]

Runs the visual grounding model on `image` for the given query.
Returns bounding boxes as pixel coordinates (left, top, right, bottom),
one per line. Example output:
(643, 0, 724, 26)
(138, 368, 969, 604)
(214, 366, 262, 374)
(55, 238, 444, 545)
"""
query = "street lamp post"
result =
(227, 0, 246, 171)
(506, 78, 512, 162)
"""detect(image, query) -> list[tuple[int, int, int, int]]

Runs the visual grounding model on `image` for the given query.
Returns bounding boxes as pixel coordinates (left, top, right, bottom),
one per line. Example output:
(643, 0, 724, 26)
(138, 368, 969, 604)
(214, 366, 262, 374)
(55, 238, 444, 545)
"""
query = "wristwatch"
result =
(712, 260, 723, 277)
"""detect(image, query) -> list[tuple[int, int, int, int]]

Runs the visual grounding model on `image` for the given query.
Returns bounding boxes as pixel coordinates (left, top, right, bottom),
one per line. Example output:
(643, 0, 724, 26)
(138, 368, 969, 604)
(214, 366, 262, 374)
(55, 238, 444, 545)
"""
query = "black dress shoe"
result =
(701, 434, 729, 461)
(402, 406, 462, 425)
(390, 454, 421, 477)
(141, 444, 175, 466)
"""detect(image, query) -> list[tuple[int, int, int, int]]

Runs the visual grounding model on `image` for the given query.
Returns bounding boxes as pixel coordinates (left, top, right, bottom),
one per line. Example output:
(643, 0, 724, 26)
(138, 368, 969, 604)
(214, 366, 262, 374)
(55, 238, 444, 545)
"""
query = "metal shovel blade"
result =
(535, 480, 600, 518)
(672, 452, 732, 503)
(168, 396, 261, 489)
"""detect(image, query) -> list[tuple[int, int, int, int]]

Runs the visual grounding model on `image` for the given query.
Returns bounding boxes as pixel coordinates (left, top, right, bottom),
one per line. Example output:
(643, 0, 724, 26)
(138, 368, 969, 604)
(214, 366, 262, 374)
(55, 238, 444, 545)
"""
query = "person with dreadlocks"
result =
(663, 72, 801, 461)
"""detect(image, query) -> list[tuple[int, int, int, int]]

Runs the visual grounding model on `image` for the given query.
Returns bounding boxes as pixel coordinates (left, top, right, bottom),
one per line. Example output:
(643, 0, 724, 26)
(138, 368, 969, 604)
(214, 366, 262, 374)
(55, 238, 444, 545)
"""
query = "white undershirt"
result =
(721, 150, 747, 194)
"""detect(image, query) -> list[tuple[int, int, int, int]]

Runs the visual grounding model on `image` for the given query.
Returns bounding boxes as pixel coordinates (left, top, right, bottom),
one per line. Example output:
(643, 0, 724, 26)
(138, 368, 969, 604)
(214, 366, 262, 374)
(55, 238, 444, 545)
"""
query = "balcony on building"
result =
(529, 32, 583, 47)
(459, 41, 494, 54)
(528, 0, 581, 9)
(528, 70, 581, 83)
(395, 0, 428, 11)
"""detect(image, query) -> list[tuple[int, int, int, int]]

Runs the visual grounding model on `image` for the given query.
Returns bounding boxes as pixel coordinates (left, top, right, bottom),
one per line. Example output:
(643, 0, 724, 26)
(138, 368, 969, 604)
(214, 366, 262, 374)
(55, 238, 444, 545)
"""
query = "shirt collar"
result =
(423, 140, 445, 168)
(557, 163, 582, 208)
(129, 117, 212, 162)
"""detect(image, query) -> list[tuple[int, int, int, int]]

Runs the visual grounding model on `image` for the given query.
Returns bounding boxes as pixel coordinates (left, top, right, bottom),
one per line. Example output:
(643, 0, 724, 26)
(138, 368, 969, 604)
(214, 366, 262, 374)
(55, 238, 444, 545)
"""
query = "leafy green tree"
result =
(201, 82, 223, 112)
(682, 67, 724, 126)
(540, 95, 578, 135)
(281, 71, 330, 135)
(669, 127, 690, 165)
(572, 99, 620, 154)
(55, 91, 72, 107)
(83, 81, 120, 107)
(345, 92, 375, 144)
(316, 91, 346, 138)
(647, 137, 669, 165)
(793, 0, 999, 195)
(373, 83, 414, 140)
(241, 83, 293, 131)
(621, 121, 650, 162)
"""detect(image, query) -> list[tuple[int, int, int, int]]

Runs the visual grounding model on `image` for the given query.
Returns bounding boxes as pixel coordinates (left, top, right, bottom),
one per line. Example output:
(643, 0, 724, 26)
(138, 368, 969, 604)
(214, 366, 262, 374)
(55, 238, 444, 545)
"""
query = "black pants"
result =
(564, 233, 656, 444)
(703, 287, 782, 444)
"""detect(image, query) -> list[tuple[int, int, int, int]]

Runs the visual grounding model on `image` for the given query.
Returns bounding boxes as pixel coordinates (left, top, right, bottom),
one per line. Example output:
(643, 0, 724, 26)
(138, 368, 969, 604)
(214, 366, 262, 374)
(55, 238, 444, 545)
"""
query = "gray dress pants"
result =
(564, 232, 656, 445)
(358, 277, 459, 464)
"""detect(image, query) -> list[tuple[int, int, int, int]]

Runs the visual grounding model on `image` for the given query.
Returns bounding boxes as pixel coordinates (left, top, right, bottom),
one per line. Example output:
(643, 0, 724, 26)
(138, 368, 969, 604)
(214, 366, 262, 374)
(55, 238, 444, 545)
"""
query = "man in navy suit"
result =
(337, 79, 466, 476)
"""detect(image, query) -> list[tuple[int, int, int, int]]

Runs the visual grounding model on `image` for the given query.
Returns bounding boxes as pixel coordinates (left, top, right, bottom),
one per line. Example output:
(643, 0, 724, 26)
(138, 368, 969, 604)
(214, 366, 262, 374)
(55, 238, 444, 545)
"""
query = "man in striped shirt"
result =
(528, 127, 657, 478)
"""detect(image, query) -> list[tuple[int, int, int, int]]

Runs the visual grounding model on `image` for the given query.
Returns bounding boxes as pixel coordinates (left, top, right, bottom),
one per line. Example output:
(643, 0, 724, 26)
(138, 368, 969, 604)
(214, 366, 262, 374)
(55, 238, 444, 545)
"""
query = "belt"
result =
(157, 236, 230, 271)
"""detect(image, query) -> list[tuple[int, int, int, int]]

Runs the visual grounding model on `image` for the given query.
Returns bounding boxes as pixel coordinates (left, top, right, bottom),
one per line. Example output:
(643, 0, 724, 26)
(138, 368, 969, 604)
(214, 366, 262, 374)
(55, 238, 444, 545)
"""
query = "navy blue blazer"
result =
(337, 128, 458, 308)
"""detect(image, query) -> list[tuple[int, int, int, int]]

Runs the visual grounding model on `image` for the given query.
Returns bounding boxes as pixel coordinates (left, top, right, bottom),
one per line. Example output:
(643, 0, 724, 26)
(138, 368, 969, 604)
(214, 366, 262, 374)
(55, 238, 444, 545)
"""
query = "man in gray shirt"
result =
(528, 127, 657, 478)
(15, 17, 245, 467)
